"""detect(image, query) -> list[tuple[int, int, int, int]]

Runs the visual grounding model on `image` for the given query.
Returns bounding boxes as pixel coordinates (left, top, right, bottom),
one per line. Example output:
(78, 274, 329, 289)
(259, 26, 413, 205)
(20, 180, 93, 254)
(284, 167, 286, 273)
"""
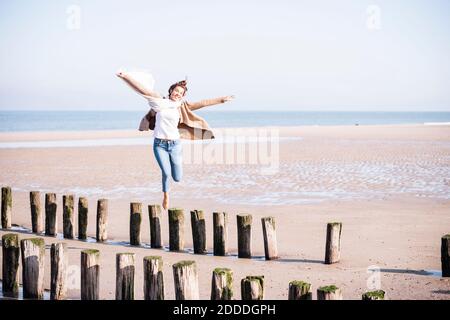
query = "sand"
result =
(0, 124, 449, 300)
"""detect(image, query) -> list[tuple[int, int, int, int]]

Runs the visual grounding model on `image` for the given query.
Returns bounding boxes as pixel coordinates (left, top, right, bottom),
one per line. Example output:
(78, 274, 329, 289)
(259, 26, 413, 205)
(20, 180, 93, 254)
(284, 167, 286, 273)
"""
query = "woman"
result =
(117, 70, 234, 209)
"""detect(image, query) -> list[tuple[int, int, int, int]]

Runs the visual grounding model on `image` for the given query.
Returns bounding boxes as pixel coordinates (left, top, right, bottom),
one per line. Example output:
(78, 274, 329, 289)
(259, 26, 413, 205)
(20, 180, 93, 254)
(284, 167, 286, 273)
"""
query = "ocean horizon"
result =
(0, 110, 450, 132)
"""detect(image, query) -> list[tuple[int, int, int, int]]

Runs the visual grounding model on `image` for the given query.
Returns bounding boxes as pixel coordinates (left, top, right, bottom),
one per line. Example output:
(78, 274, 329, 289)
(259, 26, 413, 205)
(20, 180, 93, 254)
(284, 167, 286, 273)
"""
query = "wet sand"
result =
(0, 124, 449, 299)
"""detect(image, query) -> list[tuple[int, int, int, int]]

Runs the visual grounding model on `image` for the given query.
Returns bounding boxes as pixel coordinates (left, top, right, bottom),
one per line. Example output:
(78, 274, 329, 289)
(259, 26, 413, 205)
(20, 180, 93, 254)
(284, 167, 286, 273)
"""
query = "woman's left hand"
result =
(116, 70, 126, 78)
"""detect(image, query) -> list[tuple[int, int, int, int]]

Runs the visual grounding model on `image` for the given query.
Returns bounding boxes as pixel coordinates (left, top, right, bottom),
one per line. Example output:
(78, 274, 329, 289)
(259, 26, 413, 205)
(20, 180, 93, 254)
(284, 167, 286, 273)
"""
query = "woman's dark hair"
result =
(168, 80, 188, 97)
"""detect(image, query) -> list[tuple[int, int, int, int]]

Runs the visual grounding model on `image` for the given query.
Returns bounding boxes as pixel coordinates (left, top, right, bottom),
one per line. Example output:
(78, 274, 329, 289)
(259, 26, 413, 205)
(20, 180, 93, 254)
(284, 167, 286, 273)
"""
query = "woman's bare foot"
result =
(162, 192, 169, 210)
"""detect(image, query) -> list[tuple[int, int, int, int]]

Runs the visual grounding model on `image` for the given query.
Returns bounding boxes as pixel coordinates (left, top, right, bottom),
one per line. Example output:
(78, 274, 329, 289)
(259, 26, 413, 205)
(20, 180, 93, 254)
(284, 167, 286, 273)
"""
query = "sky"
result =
(0, 0, 449, 112)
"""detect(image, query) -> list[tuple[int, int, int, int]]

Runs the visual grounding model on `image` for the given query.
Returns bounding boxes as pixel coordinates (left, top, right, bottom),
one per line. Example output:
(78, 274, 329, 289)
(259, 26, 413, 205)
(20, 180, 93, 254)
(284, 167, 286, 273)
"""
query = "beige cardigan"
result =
(139, 97, 227, 140)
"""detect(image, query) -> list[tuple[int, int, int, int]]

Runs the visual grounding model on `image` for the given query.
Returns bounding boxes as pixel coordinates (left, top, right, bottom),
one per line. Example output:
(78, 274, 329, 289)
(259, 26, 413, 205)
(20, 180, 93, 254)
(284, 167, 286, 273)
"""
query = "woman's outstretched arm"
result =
(116, 71, 162, 98)
(187, 95, 234, 111)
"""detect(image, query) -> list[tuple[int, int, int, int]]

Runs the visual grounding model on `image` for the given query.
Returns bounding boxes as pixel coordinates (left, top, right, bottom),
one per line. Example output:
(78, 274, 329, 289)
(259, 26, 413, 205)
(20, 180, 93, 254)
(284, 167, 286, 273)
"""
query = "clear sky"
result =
(0, 0, 449, 111)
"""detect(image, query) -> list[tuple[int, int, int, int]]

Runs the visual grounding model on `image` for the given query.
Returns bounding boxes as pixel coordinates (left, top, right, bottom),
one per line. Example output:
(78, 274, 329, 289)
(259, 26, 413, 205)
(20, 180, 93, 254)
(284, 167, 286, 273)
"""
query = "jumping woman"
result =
(116, 70, 234, 210)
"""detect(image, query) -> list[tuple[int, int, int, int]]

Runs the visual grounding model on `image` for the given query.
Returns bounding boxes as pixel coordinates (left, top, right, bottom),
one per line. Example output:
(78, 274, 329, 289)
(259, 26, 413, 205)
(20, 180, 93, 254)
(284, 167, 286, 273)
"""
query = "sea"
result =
(1, 110, 450, 132)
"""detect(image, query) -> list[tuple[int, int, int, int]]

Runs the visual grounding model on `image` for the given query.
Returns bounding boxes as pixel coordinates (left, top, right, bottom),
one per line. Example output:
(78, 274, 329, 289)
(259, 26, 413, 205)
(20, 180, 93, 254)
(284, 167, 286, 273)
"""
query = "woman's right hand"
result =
(223, 95, 235, 102)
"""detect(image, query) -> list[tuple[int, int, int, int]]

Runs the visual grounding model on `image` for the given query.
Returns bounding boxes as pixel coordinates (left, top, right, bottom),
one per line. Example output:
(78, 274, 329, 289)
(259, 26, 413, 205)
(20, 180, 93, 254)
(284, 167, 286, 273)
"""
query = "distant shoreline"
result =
(0, 121, 450, 136)
(0, 123, 449, 149)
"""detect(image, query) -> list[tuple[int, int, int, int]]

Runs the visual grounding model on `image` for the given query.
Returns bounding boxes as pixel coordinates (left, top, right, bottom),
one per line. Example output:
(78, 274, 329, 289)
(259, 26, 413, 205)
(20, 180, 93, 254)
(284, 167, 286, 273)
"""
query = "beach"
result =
(0, 123, 449, 300)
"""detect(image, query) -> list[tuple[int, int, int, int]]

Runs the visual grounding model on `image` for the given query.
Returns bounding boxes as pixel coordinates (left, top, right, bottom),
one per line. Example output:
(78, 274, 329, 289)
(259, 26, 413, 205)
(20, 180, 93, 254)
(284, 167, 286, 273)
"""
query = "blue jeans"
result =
(153, 138, 183, 192)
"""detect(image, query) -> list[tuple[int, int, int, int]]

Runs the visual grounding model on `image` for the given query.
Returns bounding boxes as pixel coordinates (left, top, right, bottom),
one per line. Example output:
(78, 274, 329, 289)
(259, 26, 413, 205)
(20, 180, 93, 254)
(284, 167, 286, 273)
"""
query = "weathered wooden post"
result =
(45, 193, 57, 236)
(191, 210, 206, 254)
(288, 281, 312, 300)
(211, 268, 233, 300)
(21, 238, 45, 299)
(78, 197, 88, 240)
(442, 234, 450, 277)
(130, 202, 142, 246)
(362, 290, 385, 300)
(325, 222, 342, 264)
(63, 195, 75, 239)
(172, 260, 199, 300)
(96, 199, 108, 242)
(237, 214, 252, 258)
(1, 186, 12, 229)
(30, 191, 43, 234)
(317, 285, 343, 300)
(51, 242, 68, 300)
(143, 256, 164, 300)
(261, 217, 278, 260)
(148, 205, 163, 248)
(213, 212, 228, 256)
(116, 253, 135, 300)
(81, 249, 100, 300)
(241, 276, 264, 300)
(168, 208, 184, 251)
(2, 233, 20, 298)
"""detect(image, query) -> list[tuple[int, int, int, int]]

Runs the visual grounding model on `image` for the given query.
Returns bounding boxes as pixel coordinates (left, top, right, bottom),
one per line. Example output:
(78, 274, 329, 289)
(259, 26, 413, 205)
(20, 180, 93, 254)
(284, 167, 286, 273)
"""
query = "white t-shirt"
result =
(143, 94, 182, 140)
(154, 107, 181, 139)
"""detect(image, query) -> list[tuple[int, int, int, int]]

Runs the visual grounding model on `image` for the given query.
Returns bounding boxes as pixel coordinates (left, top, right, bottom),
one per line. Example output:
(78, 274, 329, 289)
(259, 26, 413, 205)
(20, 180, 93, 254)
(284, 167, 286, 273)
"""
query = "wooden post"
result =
(241, 276, 264, 300)
(116, 253, 135, 300)
(237, 214, 252, 258)
(51, 242, 68, 300)
(288, 281, 312, 300)
(63, 195, 74, 239)
(130, 202, 142, 246)
(191, 210, 206, 254)
(172, 260, 199, 300)
(143, 256, 164, 300)
(362, 290, 385, 300)
(45, 193, 57, 236)
(21, 238, 45, 299)
(96, 199, 108, 242)
(442, 234, 450, 277)
(325, 222, 342, 264)
(213, 212, 228, 256)
(81, 249, 100, 300)
(262, 217, 278, 260)
(148, 205, 162, 248)
(30, 191, 43, 234)
(317, 285, 343, 300)
(211, 268, 233, 300)
(168, 208, 184, 251)
(1, 186, 12, 229)
(78, 197, 88, 240)
(2, 233, 20, 298)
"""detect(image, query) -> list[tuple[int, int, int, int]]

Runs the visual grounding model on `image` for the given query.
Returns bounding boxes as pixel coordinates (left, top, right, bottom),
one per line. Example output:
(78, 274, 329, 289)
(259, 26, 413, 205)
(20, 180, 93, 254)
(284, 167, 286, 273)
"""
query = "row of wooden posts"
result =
(1, 233, 386, 300)
(2, 185, 450, 292)
(0, 187, 343, 264)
